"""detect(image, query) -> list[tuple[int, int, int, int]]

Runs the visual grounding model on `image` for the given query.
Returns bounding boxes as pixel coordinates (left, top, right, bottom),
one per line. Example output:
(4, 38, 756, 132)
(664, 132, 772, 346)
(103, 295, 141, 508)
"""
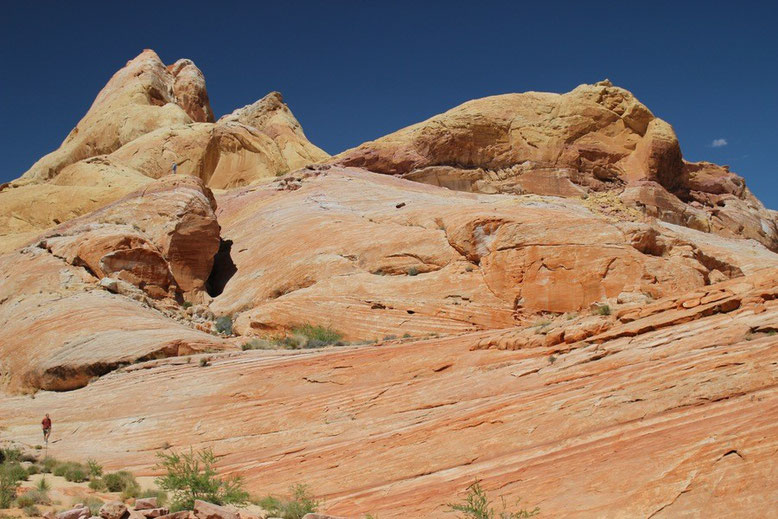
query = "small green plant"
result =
(64, 466, 88, 483)
(25, 464, 40, 476)
(446, 480, 538, 519)
(36, 477, 50, 492)
(81, 496, 104, 516)
(595, 304, 611, 316)
(41, 457, 58, 474)
(403, 333, 412, 338)
(199, 357, 211, 368)
(258, 484, 319, 519)
(88, 478, 107, 491)
(0, 463, 27, 508)
(291, 324, 342, 347)
(182, 301, 193, 309)
(155, 447, 249, 511)
(15, 489, 49, 507)
(407, 267, 419, 276)
(241, 339, 272, 351)
(548, 354, 557, 365)
(215, 315, 233, 335)
(86, 459, 103, 479)
(0, 449, 22, 464)
(102, 471, 138, 493)
(22, 505, 39, 517)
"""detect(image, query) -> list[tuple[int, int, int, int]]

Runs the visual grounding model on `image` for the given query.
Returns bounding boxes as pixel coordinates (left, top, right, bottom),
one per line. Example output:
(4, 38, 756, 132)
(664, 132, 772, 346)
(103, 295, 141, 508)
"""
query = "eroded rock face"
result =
(335, 80, 778, 250)
(0, 50, 327, 253)
(39, 175, 220, 301)
(2, 269, 776, 517)
(209, 167, 778, 339)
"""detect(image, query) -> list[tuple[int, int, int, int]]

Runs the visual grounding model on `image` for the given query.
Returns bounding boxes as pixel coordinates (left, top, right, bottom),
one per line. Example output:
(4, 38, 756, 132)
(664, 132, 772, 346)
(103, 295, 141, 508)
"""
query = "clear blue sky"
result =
(2, 1, 776, 208)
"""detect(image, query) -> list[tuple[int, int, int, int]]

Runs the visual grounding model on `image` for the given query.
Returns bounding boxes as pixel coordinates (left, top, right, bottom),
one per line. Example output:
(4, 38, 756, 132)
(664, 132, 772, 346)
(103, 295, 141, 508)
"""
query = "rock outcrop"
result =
(335, 80, 778, 251)
(0, 50, 327, 253)
(0, 175, 226, 392)
(208, 167, 777, 339)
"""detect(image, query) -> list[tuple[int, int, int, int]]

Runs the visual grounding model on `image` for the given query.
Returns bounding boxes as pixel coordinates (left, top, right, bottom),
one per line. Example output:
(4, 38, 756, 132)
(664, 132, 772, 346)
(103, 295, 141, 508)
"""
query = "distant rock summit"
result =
(336, 79, 778, 251)
(0, 49, 327, 252)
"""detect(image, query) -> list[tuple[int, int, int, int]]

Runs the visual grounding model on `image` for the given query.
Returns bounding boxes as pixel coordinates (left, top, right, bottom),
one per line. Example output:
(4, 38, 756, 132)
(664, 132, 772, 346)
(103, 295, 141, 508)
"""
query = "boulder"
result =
(139, 508, 169, 518)
(133, 498, 158, 511)
(99, 501, 128, 519)
(56, 506, 91, 519)
(193, 500, 239, 519)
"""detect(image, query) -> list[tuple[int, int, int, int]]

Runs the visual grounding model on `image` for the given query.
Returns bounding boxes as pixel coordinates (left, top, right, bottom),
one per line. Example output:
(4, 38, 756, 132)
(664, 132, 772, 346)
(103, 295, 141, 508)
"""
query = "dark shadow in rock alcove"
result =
(206, 239, 237, 297)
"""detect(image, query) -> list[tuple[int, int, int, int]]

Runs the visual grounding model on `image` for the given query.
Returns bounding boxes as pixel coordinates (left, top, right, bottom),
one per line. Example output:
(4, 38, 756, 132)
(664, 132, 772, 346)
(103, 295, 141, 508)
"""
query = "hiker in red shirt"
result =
(42, 414, 52, 443)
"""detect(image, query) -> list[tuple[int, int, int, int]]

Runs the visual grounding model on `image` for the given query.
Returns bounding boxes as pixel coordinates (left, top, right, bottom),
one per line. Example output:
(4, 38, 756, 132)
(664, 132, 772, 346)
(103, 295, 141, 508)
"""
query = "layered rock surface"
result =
(0, 175, 227, 392)
(1, 269, 775, 517)
(209, 166, 777, 339)
(335, 80, 778, 251)
(0, 50, 327, 253)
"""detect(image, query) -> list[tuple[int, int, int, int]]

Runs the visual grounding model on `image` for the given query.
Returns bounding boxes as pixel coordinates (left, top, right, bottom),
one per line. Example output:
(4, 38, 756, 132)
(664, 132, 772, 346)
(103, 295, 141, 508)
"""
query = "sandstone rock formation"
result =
(208, 167, 777, 339)
(1, 268, 775, 517)
(0, 175, 227, 392)
(0, 50, 327, 253)
(335, 80, 778, 251)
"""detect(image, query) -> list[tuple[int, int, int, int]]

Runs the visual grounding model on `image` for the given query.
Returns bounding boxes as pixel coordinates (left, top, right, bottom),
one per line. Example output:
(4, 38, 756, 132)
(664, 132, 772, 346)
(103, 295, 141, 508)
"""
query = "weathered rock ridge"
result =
(0, 49, 327, 253)
(335, 80, 778, 251)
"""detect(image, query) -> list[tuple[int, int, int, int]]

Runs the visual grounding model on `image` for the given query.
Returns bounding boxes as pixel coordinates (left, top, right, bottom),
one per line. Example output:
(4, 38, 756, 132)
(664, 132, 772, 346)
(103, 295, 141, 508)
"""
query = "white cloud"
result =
(711, 138, 728, 148)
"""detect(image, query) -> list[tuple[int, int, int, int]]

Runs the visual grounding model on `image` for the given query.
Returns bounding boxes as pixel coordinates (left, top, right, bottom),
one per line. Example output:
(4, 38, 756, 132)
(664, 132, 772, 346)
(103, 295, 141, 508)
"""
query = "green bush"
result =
(595, 304, 611, 316)
(36, 477, 50, 492)
(88, 478, 107, 491)
(155, 448, 248, 511)
(25, 464, 40, 476)
(446, 480, 538, 519)
(102, 471, 138, 493)
(407, 267, 419, 276)
(81, 496, 104, 516)
(241, 339, 272, 351)
(215, 315, 233, 335)
(271, 324, 343, 349)
(22, 505, 39, 517)
(15, 489, 49, 507)
(64, 466, 88, 483)
(87, 459, 103, 479)
(139, 489, 168, 507)
(257, 484, 320, 519)
(41, 457, 58, 474)
(1, 449, 22, 464)
(0, 463, 27, 508)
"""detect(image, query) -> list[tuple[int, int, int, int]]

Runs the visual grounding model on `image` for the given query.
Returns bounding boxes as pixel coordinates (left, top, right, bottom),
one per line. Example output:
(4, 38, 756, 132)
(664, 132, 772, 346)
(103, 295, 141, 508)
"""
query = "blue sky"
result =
(2, 1, 776, 208)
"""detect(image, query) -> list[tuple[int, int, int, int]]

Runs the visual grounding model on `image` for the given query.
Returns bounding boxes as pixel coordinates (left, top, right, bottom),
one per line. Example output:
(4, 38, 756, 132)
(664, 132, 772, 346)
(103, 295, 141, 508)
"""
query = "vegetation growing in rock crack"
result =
(595, 304, 611, 316)
(245, 324, 345, 350)
(255, 483, 320, 519)
(446, 479, 539, 519)
(155, 447, 248, 511)
(215, 315, 233, 335)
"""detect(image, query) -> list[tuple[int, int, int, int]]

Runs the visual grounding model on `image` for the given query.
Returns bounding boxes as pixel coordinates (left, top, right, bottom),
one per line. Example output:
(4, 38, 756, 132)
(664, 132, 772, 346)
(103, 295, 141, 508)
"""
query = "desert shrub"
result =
(407, 267, 419, 276)
(241, 339, 272, 351)
(64, 466, 88, 483)
(36, 477, 50, 492)
(86, 459, 103, 479)
(15, 489, 49, 507)
(290, 324, 342, 348)
(0, 449, 22, 464)
(199, 357, 210, 368)
(595, 304, 611, 316)
(258, 484, 319, 519)
(25, 464, 40, 476)
(40, 457, 58, 474)
(0, 463, 27, 508)
(215, 315, 233, 335)
(88, 478, 107, 491)
(81, 496, 104, 516)
(155, 447, 249, 511)
(22, 505, 39, 517)
(102, 471, 138, 493)
(446, 480, 538, 519)
(182, 302, 193, 309)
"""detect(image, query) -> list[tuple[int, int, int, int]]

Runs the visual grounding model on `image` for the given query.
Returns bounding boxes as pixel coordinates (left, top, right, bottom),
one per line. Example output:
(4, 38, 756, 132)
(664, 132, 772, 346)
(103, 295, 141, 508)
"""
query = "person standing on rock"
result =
(41, 414, 52, 443)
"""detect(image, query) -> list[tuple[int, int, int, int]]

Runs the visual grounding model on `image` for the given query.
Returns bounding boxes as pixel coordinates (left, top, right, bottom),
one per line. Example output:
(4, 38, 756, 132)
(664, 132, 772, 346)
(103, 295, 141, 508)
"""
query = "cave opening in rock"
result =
(206, 238, 237, 297)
